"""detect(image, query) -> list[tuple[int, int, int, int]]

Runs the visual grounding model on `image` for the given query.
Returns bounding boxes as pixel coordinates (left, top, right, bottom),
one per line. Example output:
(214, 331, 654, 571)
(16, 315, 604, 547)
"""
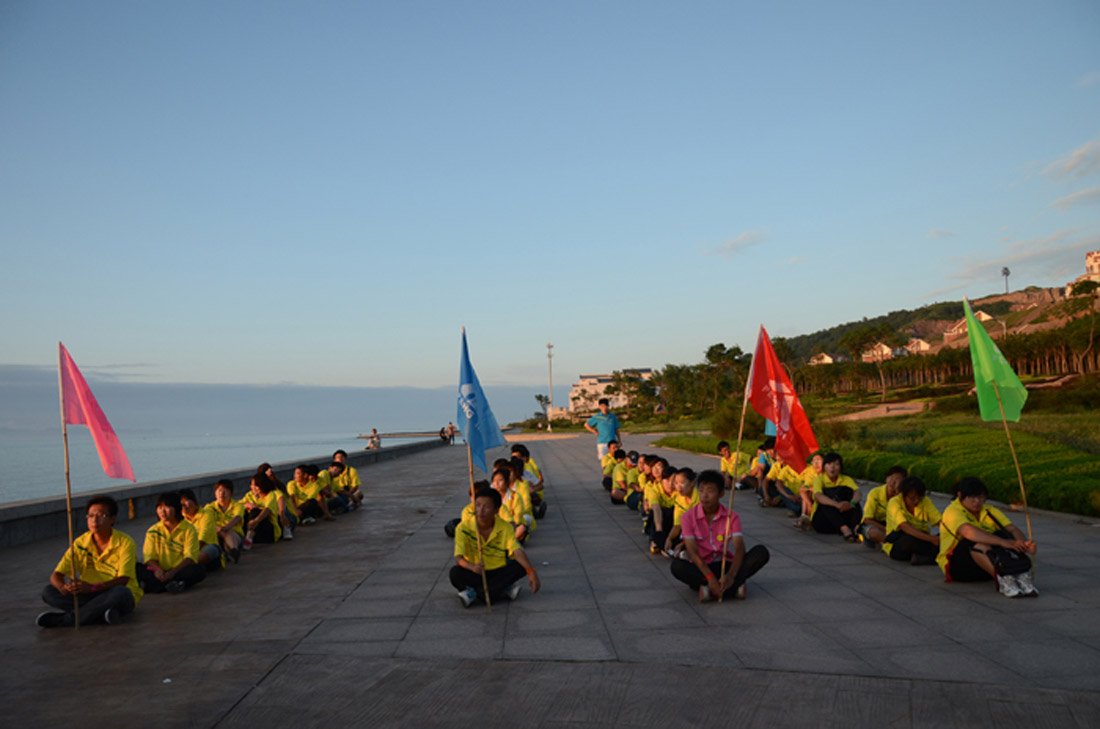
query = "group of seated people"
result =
(446, 443, 545, 607)
(600, 440, 771, 601)
(36, 450, 364, 628)
(718, 438, 1039, 598)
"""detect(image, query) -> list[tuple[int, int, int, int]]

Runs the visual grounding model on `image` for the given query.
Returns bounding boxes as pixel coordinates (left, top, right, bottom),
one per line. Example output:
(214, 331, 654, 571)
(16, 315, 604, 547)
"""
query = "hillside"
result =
(783, 286, 1070, 360)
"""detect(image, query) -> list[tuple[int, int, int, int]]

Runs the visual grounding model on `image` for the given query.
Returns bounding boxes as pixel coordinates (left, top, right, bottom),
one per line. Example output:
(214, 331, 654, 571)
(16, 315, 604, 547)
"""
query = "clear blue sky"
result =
(2, 1, 1098, 396)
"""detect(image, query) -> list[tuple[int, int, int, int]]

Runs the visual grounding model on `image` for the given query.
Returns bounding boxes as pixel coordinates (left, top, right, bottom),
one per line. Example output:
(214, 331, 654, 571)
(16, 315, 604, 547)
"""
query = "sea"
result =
(0, 365, 540, 505)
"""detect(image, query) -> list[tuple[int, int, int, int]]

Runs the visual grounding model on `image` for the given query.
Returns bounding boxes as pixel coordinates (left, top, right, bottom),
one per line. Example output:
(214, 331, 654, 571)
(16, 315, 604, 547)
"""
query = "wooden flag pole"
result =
(717, 388, 752, 603)
(991, 380, 1034, 543)
(57, 347, 80, 630)
(466, 443, 492, 612)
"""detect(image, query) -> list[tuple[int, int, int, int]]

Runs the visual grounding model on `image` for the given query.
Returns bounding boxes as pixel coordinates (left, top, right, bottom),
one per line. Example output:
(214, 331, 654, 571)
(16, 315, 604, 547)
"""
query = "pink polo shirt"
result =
(680, 503, 742, 564)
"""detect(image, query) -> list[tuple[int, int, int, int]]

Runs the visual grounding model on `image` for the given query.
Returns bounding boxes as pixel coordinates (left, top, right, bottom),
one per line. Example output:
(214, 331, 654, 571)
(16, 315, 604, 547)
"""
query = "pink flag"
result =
(59, 343, 136, 482)
(747, 326, 819, 468)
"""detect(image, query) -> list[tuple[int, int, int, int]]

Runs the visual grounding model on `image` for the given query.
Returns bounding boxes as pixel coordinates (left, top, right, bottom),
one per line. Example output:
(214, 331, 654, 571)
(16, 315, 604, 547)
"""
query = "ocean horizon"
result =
(0, 366, 541, 504)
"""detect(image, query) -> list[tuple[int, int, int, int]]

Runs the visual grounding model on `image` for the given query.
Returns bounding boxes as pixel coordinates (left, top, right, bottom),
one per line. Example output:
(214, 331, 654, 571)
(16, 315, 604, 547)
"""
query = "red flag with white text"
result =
(747, 326, 819, 467)
(59, 343, 136, 482)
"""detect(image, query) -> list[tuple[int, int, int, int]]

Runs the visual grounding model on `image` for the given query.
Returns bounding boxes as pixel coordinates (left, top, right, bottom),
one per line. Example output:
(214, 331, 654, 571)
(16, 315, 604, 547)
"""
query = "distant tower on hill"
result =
(1002, 266, 1010, 294)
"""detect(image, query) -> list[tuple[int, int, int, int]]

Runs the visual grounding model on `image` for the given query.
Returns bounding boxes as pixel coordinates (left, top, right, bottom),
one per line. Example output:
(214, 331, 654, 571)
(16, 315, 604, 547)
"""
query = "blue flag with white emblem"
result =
(458, 328, 507, 474)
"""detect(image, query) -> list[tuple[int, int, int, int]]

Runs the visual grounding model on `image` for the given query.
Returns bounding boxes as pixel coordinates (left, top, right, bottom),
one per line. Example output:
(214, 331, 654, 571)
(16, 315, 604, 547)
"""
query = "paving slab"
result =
(1, 433, 1099, 727)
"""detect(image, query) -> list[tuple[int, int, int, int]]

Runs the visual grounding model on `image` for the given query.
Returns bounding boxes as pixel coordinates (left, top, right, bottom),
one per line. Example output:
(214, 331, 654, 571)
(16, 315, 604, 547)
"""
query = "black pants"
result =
(449, 562, 526, 601)
(625, 491, 642, 511)
(945, 539, 994, 582)
(41, 584, 135, 625)
(670, 545, 770, 598)
(887, 533, 938, 562)
(136, 562, 206, 593)
(646, 507, 675, 547)
(244, 509, 276, 542)
(812, 504, 863, 535)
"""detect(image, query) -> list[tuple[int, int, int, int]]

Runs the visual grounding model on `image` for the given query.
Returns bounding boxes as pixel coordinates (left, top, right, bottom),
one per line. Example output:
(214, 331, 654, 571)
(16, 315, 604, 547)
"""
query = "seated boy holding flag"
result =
(450, 486, 541, 607)
(37, 495, 142, 628)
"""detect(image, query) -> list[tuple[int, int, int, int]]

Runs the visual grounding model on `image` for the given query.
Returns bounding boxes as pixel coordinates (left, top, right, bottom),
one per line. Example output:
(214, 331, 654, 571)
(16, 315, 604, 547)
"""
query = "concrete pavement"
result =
(2, 433, 1098, 727)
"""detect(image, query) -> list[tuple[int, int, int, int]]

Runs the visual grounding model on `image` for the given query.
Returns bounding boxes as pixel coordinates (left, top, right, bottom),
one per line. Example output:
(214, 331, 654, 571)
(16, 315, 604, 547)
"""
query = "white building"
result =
(566, 369, 653, 414)
(1065, 250, 1100, 296)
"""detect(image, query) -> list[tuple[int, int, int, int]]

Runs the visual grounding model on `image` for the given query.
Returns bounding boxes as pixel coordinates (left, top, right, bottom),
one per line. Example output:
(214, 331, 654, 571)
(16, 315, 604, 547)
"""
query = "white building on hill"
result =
(1065, 250, 1100, 296)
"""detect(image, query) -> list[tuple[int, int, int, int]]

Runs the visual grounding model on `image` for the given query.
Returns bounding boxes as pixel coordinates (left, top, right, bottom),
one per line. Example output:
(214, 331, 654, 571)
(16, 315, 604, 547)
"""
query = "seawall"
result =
(0, 438, 447, 549)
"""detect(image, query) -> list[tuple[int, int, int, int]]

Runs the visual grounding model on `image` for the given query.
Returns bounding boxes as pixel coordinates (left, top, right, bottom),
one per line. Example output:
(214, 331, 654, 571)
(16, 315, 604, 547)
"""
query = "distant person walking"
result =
(447, 422, 457, 444)
(585, 398, 622, 461)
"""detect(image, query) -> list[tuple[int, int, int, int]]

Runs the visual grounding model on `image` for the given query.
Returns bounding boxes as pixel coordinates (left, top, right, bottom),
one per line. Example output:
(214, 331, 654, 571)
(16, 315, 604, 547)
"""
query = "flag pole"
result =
(466, 442, 492, 612)
(717, 376, 752, 603)
(991, 380, 1034, 542)
(57, 344, 80, 630)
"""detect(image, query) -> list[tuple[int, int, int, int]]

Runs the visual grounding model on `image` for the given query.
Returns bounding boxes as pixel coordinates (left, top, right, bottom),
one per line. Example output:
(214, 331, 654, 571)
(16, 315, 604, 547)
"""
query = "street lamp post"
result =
(546, 342, 554, 433)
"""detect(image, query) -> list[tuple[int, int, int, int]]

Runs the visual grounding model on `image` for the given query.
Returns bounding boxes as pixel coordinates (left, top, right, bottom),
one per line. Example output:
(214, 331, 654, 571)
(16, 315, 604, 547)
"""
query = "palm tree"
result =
(1002, 266, 1011, 294)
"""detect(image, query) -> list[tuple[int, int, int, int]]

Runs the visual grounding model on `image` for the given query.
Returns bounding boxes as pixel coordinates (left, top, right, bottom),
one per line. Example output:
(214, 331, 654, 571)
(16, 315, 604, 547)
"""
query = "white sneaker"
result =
(243, 531, 254, 550)
(735, 582, 747, 600)
(457, 587, 477, 608)
(283, 527, 293, 540)
(505, 581, 522, 601)
(1014, 572, 1039, 597)
(698, 585, 711, 602)
(997, 574, 1022, 598)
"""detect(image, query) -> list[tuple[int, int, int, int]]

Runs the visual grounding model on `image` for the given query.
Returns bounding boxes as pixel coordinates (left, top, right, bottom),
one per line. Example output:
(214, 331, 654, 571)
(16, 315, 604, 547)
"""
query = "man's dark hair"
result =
(86, 495, 119, 517)
(823, 452, 843, 468)
(956, 476, 988, 500)
(899, 476, 926, 498)
(886, 466, 908, 479)
(177, 488, 198, 504)
(697, 470, 725, 494)
(598, 397, 610, 406)
(475, 486, 503, 510)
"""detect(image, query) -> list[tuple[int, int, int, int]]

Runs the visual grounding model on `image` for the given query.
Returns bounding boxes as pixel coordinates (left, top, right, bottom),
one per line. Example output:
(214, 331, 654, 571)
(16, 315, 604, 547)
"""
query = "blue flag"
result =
(457, 328, 507, 474)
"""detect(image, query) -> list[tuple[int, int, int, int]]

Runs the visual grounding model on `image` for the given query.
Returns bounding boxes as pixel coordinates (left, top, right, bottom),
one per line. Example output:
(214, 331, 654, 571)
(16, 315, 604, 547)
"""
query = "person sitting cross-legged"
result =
(136, 491, 206, 594)
(670, 469, 770, 602)
(37, 496, 143, 628)
(883, 476, 941, 565)
(450, 486, 541, 607)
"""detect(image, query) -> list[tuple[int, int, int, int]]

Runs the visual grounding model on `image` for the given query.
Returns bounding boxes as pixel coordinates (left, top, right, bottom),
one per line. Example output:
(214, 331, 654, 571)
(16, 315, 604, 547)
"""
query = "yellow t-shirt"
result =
(242, 491, 283, 540)
(655, 482, 678, 509)
(612, 461, 631, 489)
(206, 499, 245, 536)
(143, 520, 200, 570)
(766, 463, 803, 491)
(937, 499, 1012, 573)
(862, 485, 890, 524)
(184, 508, 218, 546)
(288, 479, 321, 507)
(800, 466, 822, 488)
(55, 529, 143, 605)
(334, 465, 361, 493)
(810, 474, 860, 518)
(454, 515, 521, 570)
(672, 487, 700, 527)
(720, 453, 751, 478)
(883, 494, 941, 557)
(316, 470, 333, 493)
(511, 480, 536, 531)
(600, 453, 616, 471)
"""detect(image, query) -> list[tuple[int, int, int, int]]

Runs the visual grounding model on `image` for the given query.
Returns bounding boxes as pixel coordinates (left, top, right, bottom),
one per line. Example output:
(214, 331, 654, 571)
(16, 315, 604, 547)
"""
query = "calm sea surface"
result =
(1, 430, 429, 504)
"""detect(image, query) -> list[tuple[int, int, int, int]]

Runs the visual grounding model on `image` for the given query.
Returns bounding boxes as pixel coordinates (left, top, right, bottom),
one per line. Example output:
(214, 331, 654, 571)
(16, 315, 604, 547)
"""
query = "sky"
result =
(2, 1, 1099, 400)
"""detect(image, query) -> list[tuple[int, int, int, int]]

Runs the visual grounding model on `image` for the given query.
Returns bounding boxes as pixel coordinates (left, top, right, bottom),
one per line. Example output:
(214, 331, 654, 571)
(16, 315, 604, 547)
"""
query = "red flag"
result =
(59, 343, 136, 482)
(747, 326, 819, 467)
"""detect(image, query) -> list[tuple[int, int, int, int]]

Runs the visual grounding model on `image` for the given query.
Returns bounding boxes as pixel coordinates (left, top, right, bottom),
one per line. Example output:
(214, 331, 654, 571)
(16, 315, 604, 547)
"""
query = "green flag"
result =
(964, 298, 1027, 421)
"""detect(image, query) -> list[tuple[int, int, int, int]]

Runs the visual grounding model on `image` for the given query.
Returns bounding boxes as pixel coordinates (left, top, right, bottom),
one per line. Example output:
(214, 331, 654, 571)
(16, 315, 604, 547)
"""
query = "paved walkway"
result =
(2, 435, 1099, 727)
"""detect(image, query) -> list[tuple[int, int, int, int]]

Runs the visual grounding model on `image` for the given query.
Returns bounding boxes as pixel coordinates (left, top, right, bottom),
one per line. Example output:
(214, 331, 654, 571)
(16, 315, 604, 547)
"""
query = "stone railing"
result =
(0, 438, 446, 549)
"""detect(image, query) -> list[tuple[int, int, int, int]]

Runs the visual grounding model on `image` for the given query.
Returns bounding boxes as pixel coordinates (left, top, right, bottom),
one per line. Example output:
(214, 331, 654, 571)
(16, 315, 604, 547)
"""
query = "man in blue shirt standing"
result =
(585, 397, 622, 461)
